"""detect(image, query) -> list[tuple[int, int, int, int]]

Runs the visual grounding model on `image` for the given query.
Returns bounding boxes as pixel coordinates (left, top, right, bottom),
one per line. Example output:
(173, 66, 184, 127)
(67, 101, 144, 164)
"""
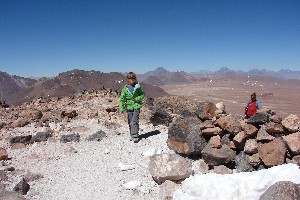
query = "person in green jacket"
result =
(119, 72, 145, 142)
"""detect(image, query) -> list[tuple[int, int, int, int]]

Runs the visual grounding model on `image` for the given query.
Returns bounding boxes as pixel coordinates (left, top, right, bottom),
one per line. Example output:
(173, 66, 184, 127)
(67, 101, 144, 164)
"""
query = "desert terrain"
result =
(161, 75, 300, 118)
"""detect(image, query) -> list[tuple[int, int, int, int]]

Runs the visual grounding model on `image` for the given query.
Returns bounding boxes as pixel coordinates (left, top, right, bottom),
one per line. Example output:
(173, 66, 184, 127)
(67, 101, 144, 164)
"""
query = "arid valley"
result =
(161, 75, 300, 118)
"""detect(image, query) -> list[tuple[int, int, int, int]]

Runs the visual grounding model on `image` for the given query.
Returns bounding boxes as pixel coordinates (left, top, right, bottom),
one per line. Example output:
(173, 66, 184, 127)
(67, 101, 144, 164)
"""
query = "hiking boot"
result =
(132, 137, 139, 143)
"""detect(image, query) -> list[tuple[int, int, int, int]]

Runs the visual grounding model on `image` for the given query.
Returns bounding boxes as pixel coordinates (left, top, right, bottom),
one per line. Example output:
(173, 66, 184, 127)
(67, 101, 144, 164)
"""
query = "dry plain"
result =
(160, 75, 300, 118)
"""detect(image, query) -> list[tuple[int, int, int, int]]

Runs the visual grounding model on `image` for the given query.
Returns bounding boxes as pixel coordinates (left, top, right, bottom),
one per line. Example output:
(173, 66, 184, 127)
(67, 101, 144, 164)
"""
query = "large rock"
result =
(259, 181, 300, 200)
(149, 153, 192, 183)
(282, 132, 300, 155)
(201, 144, 236, 166)
(216, 115, 242, 135)
(167, 117, 207, 155)
(233, 131, 247, 150)
(247, 112, 270, 125)
(258, 140, 287, 167)
(265, 122, 286, 134)
(194, 102, 217, 120)
(243, 123, 258, 138)
(149, 107, 172, 126)
(282, 114, 300, 132)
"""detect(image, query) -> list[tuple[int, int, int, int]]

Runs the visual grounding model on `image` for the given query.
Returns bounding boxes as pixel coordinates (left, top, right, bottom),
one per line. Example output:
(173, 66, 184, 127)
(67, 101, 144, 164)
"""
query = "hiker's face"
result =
(127, 77, 136, 86)
(251, 95, 256, 101)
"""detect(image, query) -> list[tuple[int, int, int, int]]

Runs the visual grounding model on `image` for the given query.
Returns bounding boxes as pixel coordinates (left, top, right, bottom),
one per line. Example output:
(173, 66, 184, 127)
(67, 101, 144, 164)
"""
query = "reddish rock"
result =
(212, 165, 232, 174)
(0, 147, 8, 161)
(258, 140, 287, 167)
(265, 122, 286, 134)
(202, 127, 223, 136)
(259, 181, 300, 200)
(208, 135, 222, 148)
(243, 124, 258, 138)
(256, 125, 275, 142)
(233, 131, 246, 150)
(282, 132, 300, 155)
(216, 115, 242, 135)
(248, 153, 261, 167)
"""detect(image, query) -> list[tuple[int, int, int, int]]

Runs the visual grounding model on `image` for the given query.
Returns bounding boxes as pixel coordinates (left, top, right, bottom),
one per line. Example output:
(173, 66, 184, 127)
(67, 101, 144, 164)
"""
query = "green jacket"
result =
(118, 82, 145, 112)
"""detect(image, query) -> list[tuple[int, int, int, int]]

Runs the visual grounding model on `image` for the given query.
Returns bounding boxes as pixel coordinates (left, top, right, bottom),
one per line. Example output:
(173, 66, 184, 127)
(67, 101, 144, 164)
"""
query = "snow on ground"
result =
(173, 163, 300, 200)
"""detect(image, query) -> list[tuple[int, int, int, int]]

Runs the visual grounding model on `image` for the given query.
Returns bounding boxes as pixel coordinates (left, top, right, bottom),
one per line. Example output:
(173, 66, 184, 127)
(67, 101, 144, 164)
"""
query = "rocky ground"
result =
(0, 88, 300, 200)
(0, 89, 172, 199)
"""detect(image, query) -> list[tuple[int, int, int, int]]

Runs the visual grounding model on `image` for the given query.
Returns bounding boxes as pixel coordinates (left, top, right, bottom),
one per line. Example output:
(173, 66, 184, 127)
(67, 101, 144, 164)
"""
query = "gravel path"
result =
(7, 120, 171, 200)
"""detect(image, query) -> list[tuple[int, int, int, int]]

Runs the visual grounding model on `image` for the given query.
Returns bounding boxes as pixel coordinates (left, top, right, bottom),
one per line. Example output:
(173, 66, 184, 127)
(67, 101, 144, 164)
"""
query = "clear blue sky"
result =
(0, 0, 299, 77)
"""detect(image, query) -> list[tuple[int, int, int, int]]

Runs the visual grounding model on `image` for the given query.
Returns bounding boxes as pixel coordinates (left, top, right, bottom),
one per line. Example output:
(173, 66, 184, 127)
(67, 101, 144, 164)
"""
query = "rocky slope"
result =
(0, 89, 300, 199)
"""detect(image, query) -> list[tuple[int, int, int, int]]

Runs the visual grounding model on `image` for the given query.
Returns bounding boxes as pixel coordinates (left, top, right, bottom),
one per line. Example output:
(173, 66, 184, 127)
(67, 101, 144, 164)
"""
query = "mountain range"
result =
(1, 66, 300, 106)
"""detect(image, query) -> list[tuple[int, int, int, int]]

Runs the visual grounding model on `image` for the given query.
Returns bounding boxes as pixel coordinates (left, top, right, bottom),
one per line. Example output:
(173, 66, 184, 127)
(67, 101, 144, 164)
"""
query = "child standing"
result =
(119, 72, 145, 142)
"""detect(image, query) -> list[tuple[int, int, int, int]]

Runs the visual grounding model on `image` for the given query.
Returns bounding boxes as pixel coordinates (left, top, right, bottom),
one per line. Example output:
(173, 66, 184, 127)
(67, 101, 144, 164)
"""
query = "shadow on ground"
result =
(139, 130, 161, 139)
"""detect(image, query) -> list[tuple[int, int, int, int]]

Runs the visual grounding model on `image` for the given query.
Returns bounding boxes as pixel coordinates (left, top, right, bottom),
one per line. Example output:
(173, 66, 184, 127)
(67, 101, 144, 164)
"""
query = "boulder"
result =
(260, 181, 300, 200)
(247, 112, 270, 125)
(167, 117, 207, 155)
(201, 144, 236, 166)
(216, 115, 242, 135)
(149, 107, 172, 126)
(258, 140, 286, 167)
(282, 114, 300, 132)
(282, 132, 300, 155)
(149, 153, 192, 183)
(195, 102, 217, 120)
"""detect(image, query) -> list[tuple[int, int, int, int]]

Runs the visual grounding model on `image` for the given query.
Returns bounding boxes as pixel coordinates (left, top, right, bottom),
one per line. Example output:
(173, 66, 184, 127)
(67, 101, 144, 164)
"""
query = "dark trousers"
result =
(127, 109, 140, 138)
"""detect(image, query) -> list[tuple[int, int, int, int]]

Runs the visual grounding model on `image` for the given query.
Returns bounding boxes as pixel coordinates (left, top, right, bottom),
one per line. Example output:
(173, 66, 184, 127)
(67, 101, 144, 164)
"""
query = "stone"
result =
(282, 114, 300, 132)
(235, 151, 255, 172)
(256, 125, 275, 142)
(258, 140, 286, 167)
(0, 147, 8, 161)
(13, 178, 30, 195)
(259, 181, 300, 200)
(265, 122, 286, 134)
(192, 159, 209, 174)
(149, 153, 192, 183)
(60, 133, 80, 143)
(244, 139, 258, 154)
(233, 131, 247, 150)
(216, 115, 242, 135)
(86, 130, 106, 141)
(32, 132, 52, 142)
(201, 144, 236, 166)
(159, 180, 179, 200)
(243, 123, 258, 138)
(248, 153, 261, 167)
(167, 117, 207, 155)
(194, 102, 217, 120)
(202, 127, 223, 136)
(208, 135, 222, 148)
(282, 132, 300, 155)
(212, 165, 232, 174)
(149, 107, 173, 126)
(247, 112, 270, 125)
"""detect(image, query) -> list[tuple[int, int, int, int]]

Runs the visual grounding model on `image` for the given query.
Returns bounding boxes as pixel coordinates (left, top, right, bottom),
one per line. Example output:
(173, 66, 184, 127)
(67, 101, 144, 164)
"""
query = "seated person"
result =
(245, 92, 261, 118)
